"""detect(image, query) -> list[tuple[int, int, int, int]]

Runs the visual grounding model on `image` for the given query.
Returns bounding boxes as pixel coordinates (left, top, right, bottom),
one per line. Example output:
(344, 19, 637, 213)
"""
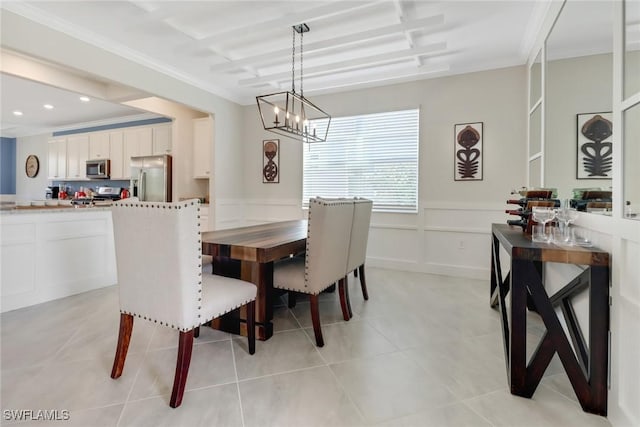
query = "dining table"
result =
(202, 219, 307, 340)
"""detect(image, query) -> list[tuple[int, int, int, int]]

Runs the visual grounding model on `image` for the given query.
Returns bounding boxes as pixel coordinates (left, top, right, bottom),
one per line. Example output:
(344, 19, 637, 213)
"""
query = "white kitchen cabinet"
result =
(66, 135, 89, 179)
(193, 117, 212, 179)
(152, 124, 172, 155)
(88, 132, 110, 159)
(199, 205, 210, 232)
(123, 127, 153, 178)
(109, 131, 125, 179)
(47, 138, 67, 180)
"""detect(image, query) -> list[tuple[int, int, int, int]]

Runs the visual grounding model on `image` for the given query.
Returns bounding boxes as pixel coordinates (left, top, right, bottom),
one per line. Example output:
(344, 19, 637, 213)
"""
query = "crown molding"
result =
(1, 3, 245, 105)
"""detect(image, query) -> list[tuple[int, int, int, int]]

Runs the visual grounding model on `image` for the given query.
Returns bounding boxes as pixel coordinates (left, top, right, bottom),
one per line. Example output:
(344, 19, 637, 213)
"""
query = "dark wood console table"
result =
(490, 223, 610, 416)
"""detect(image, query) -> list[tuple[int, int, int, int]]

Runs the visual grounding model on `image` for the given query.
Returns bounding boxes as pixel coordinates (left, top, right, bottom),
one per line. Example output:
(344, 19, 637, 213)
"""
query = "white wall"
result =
(15, 134, 49, 200)
(239, 66, 528, 278)
(546, 53, 613, 199)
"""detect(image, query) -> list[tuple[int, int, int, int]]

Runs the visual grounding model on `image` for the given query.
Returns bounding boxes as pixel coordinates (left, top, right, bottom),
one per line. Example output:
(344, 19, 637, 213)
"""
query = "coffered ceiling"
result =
(2, 1, 549, 105)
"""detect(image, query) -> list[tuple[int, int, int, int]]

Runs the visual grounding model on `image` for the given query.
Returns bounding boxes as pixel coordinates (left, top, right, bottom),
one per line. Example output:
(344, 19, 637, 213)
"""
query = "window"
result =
(303, 109, 419, 212)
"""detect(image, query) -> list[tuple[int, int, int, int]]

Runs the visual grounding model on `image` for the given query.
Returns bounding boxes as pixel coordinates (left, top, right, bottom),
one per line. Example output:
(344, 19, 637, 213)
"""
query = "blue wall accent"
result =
(0, 137, 17, 194)
(52, 117, 172, 137)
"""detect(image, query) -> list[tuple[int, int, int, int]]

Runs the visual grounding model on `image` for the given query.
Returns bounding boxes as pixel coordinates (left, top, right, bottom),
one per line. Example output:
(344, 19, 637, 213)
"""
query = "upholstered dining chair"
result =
(274, 198, 354, 346)
(110, 199, 257, 408)
(346, 198, 373, 312)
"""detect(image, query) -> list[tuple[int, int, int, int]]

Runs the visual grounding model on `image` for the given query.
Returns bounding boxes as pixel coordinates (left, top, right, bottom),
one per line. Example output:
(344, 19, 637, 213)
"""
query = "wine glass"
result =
(532, 206, 555, 242)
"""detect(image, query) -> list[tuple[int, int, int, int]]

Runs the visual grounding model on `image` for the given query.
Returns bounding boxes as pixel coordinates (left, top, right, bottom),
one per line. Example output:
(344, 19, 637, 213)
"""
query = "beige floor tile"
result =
(0, 267, 612, 427)
(119, 384, 242, 427)
(289, 299, 360, 328)
(330, 351, 458, 424)
(232, 329, 324, 380)
(53, 315, 155, 364)
(2, 355, 143, 412)
(541, 372, 579, 403)
(271, 305, 302, 333)
(403, 337, 507, 400)
(374, 402, 492, 427)
(304, 320, 397, 364)
(464, 387, 611, 427)
(239, 366, 365, 427)
(128, 340, 236, 400)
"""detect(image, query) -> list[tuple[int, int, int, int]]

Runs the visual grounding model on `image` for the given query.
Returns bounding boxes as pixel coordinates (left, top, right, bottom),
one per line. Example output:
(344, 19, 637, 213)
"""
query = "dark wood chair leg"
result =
(354, 268, 358, 278)
(288, 291, 297, 308)
(111, 313, 134, 379)
(359, 264, 369, 300)
(309, 294, 324, 347)
(194, 326, 200, 338)
(169, 330, 195, 408)
(325, 283, 336, 293)
(338, 277, 350, 321)
(247, 300, 256, 355)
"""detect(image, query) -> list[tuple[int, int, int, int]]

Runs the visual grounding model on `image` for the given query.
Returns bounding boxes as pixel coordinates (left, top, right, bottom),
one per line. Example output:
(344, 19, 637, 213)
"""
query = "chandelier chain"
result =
(291, 27, 296, 94)
(300, 28, 304, 98)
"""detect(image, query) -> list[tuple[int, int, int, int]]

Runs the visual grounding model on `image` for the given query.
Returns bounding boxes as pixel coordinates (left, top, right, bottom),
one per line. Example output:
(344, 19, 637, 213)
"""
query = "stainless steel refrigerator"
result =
(130, 155, 172, 202)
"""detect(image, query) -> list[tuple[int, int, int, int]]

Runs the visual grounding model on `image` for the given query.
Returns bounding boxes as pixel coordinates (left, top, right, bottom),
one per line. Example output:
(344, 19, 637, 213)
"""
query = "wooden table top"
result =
(202, 220, 307, 263)
(492, 223, 609, 266)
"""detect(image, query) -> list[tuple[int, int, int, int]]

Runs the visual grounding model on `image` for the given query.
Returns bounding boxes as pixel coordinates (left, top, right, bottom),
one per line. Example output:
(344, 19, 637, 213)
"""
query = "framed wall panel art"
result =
(262, 139, 279, 183)
(454, 122, 483, 181)
(576, 112, 612, 179)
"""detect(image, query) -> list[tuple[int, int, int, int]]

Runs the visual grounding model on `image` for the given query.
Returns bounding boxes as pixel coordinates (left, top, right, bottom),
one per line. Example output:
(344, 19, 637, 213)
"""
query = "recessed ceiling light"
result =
(13, 110, 23, 116)
(43, 104, 54, 110)
(79, 96, 90, 102)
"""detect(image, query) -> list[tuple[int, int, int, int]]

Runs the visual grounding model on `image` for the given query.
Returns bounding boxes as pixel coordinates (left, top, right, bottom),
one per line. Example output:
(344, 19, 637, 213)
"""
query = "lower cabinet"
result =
(0, 209, 117, 313)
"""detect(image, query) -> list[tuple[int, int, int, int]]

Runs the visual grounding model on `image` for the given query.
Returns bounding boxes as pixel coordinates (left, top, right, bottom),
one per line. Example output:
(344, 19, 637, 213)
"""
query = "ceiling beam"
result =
(210, 14, 445, 73)
(193, 1, 386, 49)
(239, 42, 447, 87)
(301, 63, 451, 93)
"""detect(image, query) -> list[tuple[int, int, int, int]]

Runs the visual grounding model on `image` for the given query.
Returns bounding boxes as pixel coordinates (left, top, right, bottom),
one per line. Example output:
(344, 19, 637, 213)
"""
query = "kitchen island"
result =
(0, 206, 117, 312)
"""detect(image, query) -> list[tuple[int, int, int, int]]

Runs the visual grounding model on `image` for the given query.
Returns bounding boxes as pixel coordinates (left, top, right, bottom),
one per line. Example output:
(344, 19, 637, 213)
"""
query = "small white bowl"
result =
(17, 200, 31, 207)
(31, 200, 45, 207)
(45, 200, 58, 207)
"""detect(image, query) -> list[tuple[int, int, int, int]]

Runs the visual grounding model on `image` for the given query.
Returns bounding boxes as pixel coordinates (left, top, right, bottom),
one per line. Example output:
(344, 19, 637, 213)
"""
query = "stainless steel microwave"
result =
(86, 159, 110, 179)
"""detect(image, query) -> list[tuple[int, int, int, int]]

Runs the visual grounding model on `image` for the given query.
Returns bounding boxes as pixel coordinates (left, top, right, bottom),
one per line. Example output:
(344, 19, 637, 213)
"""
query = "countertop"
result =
(0, 204, 112, 215)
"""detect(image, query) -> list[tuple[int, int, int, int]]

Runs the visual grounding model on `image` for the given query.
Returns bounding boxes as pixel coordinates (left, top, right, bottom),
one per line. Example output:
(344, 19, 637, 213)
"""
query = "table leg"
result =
(509, 258, 528, 395)
(241, 260, 274, 341)
(587, 265, 609, 415)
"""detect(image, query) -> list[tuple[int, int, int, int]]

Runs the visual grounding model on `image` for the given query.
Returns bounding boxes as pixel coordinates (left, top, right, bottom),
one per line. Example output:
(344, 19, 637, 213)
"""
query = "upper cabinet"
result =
(66, 135, 89, 179)
(88, 132, 110, 159)
(123, 127, 153, 161)
(46, 122, 172, 181)
(47, 138, 66, 180)
(152, 124, 172, 155)
(193, 117, 212, 179)
(109, 131, 125, 180)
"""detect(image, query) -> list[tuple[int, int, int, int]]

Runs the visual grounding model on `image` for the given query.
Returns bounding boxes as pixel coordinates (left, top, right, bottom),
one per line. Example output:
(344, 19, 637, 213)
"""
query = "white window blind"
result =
(303, 109, 419, 212)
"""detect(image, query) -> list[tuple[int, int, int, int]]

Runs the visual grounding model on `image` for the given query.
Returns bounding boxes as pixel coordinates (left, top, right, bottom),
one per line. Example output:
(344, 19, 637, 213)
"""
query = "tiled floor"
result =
(1, 268, 611, 427)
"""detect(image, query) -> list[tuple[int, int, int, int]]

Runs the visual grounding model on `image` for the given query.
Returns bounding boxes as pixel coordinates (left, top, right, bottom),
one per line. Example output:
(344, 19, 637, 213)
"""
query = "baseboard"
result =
(367, 256, 489, 280)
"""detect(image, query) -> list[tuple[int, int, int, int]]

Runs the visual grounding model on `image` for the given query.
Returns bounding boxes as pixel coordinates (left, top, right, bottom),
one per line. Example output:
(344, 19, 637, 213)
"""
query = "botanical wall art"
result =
(262, 139, 280, 183)
(576, 112, 613, 179)
(454, 122, 483, 181)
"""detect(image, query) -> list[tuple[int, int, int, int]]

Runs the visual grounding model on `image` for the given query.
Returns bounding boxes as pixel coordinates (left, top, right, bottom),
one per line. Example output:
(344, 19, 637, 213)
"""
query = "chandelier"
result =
(256, 23, 331, 143)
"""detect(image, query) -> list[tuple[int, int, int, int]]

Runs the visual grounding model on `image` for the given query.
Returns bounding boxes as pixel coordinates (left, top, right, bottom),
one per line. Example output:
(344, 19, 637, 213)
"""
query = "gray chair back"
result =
(347, 198, 373, 273)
